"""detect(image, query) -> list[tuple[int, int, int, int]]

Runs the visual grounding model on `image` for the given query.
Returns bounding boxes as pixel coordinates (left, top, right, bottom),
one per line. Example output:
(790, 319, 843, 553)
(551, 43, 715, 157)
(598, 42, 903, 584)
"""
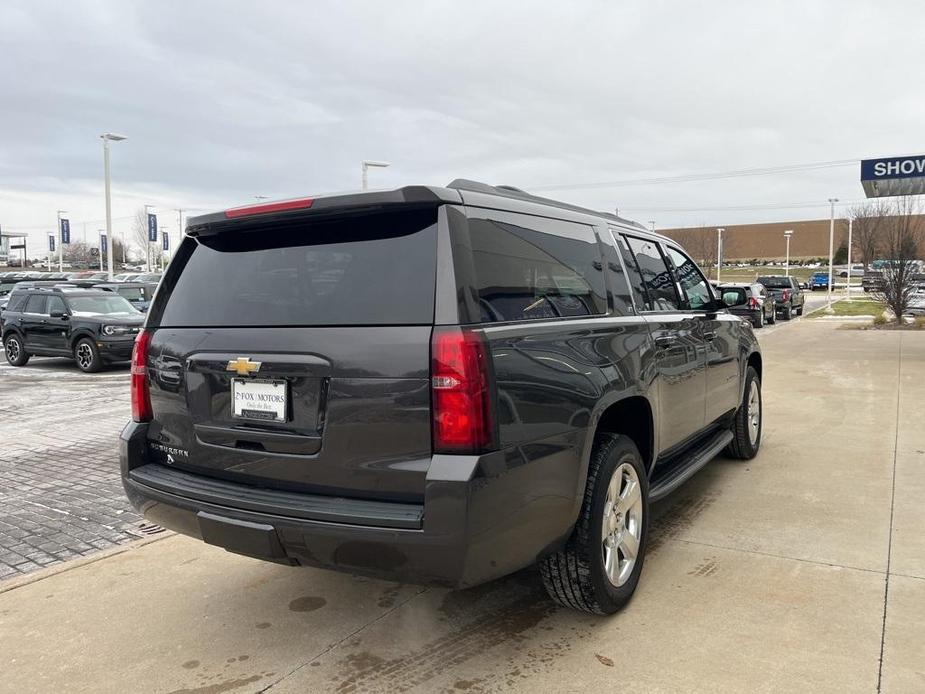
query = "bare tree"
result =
(877, 196, 925, 320)
(846, 200, 889, 270)
(671, 226, 717, 278)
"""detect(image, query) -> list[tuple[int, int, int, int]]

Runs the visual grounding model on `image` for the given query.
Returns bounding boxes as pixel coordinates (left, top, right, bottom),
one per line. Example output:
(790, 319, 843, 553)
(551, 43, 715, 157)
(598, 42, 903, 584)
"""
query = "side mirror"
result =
(50, 309, 68, 319)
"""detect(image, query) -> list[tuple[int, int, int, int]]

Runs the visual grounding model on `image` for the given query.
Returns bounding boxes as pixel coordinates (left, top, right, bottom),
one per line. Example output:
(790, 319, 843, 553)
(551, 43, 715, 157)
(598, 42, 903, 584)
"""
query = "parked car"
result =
(133, 272, 162, 283)
(905, 285, 925, 315)
(757, 275, 805, 320)
(809, 272, 830, 291)
(718, 283, 775, 328)
(120, 180, 763, 615)
(2, 287, 144, 372)
(92, 282, 158, 312)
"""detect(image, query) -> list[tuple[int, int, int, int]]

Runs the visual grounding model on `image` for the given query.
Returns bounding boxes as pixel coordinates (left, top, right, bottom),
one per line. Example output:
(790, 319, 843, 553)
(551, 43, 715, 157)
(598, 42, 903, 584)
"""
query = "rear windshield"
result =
(68, 295, 139, 316)
(757, 277, 791, 289)
(153, 209, 437, 327)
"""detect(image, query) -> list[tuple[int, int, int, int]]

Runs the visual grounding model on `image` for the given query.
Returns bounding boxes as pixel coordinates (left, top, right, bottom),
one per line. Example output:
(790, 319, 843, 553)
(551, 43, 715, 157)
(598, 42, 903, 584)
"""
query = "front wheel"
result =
(726, 366, 762, 460)
(4, 333, 30, 366)
(74, 338, 103, 373)
(540, 434, 649, 614)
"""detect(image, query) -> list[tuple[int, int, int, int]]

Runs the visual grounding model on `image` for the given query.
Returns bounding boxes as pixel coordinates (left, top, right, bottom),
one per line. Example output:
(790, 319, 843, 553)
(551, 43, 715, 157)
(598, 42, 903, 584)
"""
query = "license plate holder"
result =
(232, 378, 288, 422)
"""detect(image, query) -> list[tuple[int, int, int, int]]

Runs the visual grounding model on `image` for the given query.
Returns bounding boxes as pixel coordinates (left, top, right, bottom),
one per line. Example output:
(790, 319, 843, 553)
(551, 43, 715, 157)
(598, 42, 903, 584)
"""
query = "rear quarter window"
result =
(457, 212, 606, 324)
(151, 209, 438, 327)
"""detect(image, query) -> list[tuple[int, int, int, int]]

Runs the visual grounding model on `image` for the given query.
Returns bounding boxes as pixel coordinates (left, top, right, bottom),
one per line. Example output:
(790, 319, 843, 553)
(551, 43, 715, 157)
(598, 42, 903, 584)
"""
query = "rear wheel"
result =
(540, 434, 649, 614)
(795, 305, 804, 316)
(74, 338, 102, 373)
(753, 311, 763, 329)
(782, 305, 792, 320)
(767, 306, 776, 324)
(726, 366, 762, 460)
(4, 333, 30, 366)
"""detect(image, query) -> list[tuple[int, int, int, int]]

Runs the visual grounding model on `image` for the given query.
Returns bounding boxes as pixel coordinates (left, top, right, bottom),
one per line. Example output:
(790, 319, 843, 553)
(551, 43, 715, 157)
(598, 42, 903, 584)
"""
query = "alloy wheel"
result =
(601, 462, 644, 587)
(747, 379, 761, 445)
(76, 342, 94, 370)
(6, 337, 21, 362)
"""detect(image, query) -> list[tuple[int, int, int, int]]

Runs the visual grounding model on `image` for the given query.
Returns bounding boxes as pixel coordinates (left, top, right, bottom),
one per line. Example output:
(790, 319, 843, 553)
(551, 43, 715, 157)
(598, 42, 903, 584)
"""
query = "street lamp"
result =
(648, 220, 656, 232)
(101, 133, 127, 281)
(716, 228, 725, 282)
(827, 198, 838, 310)
(784, 230, 793, 277)
(56, 210, 67, 272)
(361, 160, 390, 190)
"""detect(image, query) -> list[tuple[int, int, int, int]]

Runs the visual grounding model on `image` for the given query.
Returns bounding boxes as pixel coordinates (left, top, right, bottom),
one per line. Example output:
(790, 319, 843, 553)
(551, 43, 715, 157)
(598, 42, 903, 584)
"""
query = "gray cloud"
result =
(2, 0, 923, 251)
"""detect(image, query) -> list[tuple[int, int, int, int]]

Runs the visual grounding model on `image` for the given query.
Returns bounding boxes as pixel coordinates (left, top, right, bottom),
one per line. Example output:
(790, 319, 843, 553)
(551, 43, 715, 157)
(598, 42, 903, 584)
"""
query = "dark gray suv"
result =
(121, 180, 763, 614)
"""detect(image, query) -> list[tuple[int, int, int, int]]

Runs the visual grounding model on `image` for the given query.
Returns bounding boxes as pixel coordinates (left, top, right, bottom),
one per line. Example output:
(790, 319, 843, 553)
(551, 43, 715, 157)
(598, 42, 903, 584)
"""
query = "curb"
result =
(0, 532, 174, 595)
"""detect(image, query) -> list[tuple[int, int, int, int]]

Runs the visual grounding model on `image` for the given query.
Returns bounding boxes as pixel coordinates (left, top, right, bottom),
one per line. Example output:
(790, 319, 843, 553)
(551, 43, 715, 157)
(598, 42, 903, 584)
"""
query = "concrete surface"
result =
(1, 320, 922, 693)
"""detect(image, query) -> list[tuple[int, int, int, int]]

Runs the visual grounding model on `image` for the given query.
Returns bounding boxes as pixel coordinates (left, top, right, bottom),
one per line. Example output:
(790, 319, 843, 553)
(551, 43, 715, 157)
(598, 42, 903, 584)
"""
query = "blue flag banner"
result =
(49, 235, 56, 252)
(100, 233, 107, 254)
(60, 218, 70, 245)
(147, 213, 158, 242)
(162, 231, 169, 251)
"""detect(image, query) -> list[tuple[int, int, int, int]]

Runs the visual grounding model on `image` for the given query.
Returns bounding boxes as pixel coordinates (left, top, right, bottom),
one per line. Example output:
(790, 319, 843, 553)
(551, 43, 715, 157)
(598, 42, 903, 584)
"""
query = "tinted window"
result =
(117, 287, 145, 301)
(47, 296, 66, 314)
(721, 287, 747, 306)
(154, 210, 437, 327)
(611, 232, 646, 312)
(665, 246, 712, 310)
(24, 295, 46, 314)
(758, 276, 792, 289)
(464, 215, 605, 323)
(7, 294, 27, 312)
(624, 236, 680, 311)
(69, 295, 138, 315)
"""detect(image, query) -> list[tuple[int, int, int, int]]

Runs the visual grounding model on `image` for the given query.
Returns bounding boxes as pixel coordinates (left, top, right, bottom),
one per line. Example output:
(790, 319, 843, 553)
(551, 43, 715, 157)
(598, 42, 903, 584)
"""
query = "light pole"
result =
(784, 230, 793, 276)
(361, 160, 390, 190)
(56, 210, 67, 272)
(101, 133, 127, 280)
(826, 198, 838, 310)
(845, 216, 854, 300)
(716, 228, 725, 282)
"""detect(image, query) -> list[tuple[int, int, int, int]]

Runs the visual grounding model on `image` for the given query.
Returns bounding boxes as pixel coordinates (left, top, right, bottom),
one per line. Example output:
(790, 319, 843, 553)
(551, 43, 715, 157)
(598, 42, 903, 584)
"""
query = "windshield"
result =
(67, 295, 139, 316)
(757, 277, 791, 289)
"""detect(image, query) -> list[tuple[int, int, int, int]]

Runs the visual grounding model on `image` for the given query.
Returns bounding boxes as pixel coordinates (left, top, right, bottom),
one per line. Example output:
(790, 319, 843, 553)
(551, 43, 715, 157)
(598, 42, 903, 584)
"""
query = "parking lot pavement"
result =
(0, 358, 148, 580)
(1, 321, 923, 693)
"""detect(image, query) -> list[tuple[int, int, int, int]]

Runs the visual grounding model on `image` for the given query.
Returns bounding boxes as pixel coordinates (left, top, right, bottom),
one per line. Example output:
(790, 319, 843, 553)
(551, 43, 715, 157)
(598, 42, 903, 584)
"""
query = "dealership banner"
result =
(147, 213, 158, 242)
(49, 235, 55, 252)
(60, 218, 70, 244)
(162, 231, 169, 251)
(100, 233, 107, 254)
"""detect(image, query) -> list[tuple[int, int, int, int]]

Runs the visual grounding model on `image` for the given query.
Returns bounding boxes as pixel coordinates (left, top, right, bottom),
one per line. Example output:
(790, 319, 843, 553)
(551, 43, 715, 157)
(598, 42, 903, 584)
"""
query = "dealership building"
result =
(0, 230, 29, 266)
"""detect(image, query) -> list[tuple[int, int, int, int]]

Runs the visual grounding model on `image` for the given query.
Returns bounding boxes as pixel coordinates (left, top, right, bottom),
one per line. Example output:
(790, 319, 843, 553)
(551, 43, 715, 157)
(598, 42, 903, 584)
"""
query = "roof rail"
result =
(445, 179, 645, 229)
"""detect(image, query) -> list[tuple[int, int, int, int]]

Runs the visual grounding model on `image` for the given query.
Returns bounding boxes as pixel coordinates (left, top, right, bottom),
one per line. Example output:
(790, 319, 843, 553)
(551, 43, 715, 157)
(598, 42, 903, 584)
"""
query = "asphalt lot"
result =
(5, 294, 923, 693)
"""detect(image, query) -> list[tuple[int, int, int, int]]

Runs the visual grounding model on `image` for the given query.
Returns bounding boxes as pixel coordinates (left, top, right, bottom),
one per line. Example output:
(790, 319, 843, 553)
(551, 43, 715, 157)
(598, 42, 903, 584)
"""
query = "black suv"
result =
(121, 181, 763, 614)
(2, 287, 144, 372)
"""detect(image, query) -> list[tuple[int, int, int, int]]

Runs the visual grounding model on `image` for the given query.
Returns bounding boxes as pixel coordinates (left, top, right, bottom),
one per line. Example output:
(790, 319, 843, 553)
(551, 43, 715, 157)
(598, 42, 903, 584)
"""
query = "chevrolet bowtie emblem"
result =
(226, 357, 262, 376)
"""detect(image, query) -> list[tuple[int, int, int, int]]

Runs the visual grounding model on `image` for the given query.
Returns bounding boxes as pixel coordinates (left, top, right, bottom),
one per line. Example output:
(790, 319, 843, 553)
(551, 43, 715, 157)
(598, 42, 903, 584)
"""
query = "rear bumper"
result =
(120, 421, 581, 588)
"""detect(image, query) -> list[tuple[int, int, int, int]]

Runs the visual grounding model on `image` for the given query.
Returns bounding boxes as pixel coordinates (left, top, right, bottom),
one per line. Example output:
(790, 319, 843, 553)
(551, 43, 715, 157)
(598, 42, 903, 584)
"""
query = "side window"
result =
(665, 246, 712, 311)
(7, 294, 28, 312)
(24, 295, 47, 314)
(624, 236, 681, 311)
(612, 232, 647, 311)
(47, 296, 66, 314)
(464, 214, 606, 323)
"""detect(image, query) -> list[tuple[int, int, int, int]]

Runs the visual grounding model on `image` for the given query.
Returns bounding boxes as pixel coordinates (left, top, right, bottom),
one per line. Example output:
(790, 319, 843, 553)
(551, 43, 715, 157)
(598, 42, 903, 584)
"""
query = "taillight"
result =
(782, 289, 791, 301)
(131, 329, 153, 422)
(431, 327, 496, 454)
(749, 297, 759, 309)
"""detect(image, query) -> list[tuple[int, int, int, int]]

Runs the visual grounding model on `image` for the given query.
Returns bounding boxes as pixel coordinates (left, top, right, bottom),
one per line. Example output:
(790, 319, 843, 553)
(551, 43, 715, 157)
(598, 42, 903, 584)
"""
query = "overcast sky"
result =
(2, 0, 924, 253)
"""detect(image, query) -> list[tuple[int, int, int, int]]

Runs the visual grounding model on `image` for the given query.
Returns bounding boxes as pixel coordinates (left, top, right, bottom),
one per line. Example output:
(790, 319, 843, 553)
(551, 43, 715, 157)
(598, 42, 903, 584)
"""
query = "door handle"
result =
(654, 335, 677, 348)
(702, 331, 717, 341)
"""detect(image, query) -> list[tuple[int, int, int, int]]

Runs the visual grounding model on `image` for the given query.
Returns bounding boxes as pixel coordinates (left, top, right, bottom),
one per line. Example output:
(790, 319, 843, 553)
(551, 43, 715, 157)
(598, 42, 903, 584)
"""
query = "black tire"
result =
(4, 333, 30, 366)
(726, 366, 762, 460)
(540, 434, 649, 614)
(73, 337, 103, 373)
(767, 307, 776, 324)
(795, 304, 804, 316)
(782, 305, 792, 320)
(753, 311, 763, 329)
